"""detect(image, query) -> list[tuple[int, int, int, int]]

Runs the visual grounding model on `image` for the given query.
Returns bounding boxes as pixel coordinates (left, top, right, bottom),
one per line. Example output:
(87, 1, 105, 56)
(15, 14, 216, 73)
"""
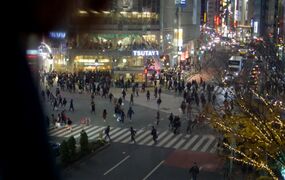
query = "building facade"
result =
(64, 0, 161, 82)
(161, 0, 201, 69)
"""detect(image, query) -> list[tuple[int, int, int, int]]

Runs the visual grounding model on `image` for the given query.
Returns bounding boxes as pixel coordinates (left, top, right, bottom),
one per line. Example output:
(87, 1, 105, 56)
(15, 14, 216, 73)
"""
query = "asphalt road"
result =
(62, 143, 225, 180)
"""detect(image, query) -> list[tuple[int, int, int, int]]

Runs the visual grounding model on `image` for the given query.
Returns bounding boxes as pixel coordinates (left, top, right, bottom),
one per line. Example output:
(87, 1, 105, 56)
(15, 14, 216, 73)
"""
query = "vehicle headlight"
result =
(234, 72, 238, 76)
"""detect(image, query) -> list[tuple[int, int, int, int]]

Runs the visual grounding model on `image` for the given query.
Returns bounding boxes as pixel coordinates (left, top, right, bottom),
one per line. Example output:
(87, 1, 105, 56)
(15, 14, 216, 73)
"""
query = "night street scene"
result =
(5, 0, 285, 180)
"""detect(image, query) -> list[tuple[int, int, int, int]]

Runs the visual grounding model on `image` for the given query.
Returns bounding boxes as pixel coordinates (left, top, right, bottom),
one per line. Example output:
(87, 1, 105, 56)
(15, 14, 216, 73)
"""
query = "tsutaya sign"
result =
(132, 50, 159, 56)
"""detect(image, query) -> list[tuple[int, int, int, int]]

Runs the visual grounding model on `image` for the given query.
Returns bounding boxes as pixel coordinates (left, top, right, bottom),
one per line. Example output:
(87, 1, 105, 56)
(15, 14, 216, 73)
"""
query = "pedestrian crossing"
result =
(48, 125, 217, 153)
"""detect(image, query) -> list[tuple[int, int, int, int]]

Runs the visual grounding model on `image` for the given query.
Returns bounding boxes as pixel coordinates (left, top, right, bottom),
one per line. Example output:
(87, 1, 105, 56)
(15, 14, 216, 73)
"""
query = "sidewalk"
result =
(109, 85, 228, 117)
(110, 88, 184, 115)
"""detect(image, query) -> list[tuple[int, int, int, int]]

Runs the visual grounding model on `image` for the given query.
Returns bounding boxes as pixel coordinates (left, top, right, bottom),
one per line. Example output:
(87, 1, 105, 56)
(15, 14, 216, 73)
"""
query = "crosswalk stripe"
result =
(48, 121, 218, 153)
(64, 125, 95, 138)
(87, 127, 106, 140)
(191, 136, 207, 151)
(181, 135, 199, 150)
(133, 130, 149, 142)
(109, 127, 122, 136)
(121, 129, 144, 143)
(50, 125, 80, 136)
(112, 130, 130, 142)
(145, 130, 168, 146)
(73, 126, 100, 139)
(61, 125, 84, 136)
(201, 136, 215, 152)
(210, 141, 218, 153)
(137, 133, 153, 145)
(87, 126, 117, 140)
(48, 125, 73, 134)
(173, 137, 187, 149)
(109, 128, 129, 140)
(164, 134, 183, 148)
(49, 126, 71, 136)
(185, 134, 191, 138)
(155, 132, 175, 147)
(49, 128, 67, 136)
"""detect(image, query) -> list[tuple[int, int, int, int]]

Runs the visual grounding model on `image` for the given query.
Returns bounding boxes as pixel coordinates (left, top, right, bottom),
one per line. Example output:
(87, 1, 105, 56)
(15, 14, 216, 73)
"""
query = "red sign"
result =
(144, 68, 148, 74)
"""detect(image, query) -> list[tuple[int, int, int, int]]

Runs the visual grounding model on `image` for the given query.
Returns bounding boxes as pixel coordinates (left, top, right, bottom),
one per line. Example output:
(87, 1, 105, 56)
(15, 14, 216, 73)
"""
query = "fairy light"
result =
(205, 90, 285, 179)
(224, 143, 278, 179)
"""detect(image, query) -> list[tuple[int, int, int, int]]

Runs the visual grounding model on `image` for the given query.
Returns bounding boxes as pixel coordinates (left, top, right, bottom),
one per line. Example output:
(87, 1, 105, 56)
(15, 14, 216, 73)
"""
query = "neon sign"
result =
(49, 32, 66, 39)
(132, 50, 159, 56)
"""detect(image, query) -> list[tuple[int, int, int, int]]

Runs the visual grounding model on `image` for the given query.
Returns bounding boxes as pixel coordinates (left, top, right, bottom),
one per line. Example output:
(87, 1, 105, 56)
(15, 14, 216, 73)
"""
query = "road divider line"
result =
(103, 155, 130, 176)
(142, 160, 164, 180)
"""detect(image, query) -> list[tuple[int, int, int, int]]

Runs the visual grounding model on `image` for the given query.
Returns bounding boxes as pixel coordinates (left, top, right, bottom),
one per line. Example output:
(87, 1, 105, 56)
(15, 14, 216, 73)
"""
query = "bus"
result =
(228, 56, 243, 76)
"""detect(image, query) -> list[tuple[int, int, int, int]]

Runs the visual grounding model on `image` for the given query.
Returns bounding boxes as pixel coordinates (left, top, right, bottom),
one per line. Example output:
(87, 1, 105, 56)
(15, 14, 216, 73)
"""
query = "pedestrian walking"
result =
(130, 93, 134, 105)
(69, 99, 74, 112)
(180, 100, 186, 114)
(151, 126, 158, 143)
(67, 117, 73, 132)
(62, 98, 67, 108)
(189, 162, 200, 180)
(122, 89, 126, 100)
(120, 110, 125, 123)
(146, 90, 150, 101)
(135, 87, 139, 96)
(158, 87, 162, 97)
(154, 86, 158, 98)
(157, 97, 162, 110)
(104, 125, 111, 141)
(173, 116, 181, 134)
(130, 126, 136, 143)
(103, 109, 107, 122)
(127, 107, 134, 121)
(109, 92, 113, 102)
(186, 117, 193, 134)
(91, 100, 95, 114)
(156, 111, 160, 125)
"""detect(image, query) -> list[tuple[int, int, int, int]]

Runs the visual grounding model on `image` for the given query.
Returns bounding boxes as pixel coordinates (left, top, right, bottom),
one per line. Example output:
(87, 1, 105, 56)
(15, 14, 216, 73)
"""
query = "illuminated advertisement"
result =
(132, 50, 159, 56)
(49, 32, 66, 39)
(175, 0, 186, 7)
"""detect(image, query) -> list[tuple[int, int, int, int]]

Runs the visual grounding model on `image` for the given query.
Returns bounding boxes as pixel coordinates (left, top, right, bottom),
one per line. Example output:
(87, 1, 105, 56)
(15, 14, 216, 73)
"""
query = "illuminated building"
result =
(161, 0, 201, 69)
(66, 0, 161, 82)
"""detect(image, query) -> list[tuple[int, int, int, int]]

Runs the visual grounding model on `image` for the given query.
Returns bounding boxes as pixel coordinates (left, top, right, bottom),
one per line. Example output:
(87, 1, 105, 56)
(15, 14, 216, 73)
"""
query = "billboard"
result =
(175, 0, 187, 7)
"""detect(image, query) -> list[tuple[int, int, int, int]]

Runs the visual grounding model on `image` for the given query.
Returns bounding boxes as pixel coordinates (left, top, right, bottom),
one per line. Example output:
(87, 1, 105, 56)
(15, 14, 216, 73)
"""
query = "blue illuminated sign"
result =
(49, 32, 66, 39)
(175, 0, 186, 7)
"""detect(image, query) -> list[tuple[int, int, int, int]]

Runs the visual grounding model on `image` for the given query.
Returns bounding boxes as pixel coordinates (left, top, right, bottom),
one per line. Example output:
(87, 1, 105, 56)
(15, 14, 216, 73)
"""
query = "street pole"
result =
(229, 125, 237, 175)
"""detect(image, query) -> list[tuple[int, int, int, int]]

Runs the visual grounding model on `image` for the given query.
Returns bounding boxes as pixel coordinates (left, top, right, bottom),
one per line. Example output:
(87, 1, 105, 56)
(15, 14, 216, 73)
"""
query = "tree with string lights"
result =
(204, 88, 285, 179)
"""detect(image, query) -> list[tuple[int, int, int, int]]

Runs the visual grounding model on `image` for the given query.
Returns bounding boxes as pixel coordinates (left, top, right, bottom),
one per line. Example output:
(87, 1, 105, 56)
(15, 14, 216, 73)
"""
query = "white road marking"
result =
(103, 155, 130, 176)
(200, 136, 215, 152)
(181, 135, 199, 150)
(142, 160, 165, 180)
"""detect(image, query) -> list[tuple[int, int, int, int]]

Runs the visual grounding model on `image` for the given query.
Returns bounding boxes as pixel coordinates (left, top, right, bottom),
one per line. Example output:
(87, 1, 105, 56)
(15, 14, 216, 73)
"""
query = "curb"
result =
(62, 142, 111, 174)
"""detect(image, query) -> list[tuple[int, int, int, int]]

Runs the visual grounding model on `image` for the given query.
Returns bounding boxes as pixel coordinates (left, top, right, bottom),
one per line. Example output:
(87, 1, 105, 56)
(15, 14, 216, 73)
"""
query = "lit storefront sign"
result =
(49, 32, 66, 39)
(132, 50, 159, 56)
(175, 0, 186, 7)
(254, 21, 258, 33)
(27, 50, 38, 55)
(26, 49, 38, 59)
(174, 28, 183, 54)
